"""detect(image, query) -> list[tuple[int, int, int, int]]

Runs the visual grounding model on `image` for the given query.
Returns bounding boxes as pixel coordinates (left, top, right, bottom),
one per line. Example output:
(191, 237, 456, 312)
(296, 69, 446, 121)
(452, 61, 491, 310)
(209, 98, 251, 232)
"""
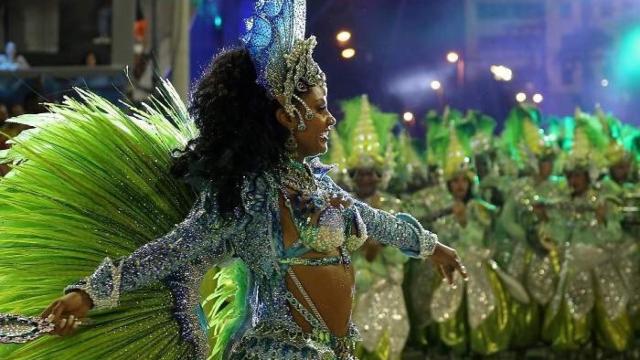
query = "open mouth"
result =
(320, 132, 329, 143)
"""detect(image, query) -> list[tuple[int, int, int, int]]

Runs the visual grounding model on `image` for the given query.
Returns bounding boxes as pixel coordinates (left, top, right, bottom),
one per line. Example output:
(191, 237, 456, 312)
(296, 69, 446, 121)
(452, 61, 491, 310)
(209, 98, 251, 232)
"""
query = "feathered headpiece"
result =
(443, 124, 475, 181)
(560, 108, 609, 178)
(242, 0, 326, 130)
(334, 95, 397, 171)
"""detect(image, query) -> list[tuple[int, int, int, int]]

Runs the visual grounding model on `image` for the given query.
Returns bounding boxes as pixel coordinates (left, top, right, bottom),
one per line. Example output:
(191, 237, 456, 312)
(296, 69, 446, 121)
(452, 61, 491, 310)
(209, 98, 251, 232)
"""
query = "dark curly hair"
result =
(172, 47, 289, 215)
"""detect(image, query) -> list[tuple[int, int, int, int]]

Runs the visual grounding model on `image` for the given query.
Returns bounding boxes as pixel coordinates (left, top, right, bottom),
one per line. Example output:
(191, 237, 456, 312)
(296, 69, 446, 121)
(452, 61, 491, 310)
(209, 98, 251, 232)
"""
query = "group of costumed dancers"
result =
(325, 97, 639, 359)
(0, 0, 637, 359)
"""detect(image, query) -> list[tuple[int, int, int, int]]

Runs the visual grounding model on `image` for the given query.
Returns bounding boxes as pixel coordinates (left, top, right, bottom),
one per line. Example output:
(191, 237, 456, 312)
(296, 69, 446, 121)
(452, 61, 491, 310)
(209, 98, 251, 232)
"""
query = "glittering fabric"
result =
(351, 192, 410, 359)
(430, 273, 464, 324)
(431, 249, 496, 329)
(526, 255, 556, 305)
(542, 189, 631, 350)
(66, 160, 436, 358)
(427, 199, 511, 354)
(351, 269, 409, 358)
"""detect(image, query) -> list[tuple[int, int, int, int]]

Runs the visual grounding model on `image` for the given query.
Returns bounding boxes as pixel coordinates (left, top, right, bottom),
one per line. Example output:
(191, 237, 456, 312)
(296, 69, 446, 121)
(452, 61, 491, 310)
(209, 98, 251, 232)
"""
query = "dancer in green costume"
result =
(335, 95, 409, 360)
(496, 106, 565, 349)
(540, 111, 631, 353)
(427, 124, 511, 356)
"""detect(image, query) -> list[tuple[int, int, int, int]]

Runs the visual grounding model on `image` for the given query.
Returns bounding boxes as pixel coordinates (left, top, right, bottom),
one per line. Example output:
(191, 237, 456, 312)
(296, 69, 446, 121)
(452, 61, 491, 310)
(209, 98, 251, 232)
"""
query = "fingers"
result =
(59, 315, 77, 336)
(455, 257, 469, 281)
(49, 303, 70, 336)
(440, 264, 455, 285)
(51, 302, 64, 323)
(40, 300, 58, 318)
(437, 264, 447, 282)
(55, 315, 85, 336)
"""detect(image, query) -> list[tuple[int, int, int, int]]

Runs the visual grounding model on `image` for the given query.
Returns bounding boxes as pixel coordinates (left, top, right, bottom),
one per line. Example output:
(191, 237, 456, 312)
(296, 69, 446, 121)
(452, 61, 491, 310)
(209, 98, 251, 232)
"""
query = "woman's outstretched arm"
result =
(41, 191, 238, 335)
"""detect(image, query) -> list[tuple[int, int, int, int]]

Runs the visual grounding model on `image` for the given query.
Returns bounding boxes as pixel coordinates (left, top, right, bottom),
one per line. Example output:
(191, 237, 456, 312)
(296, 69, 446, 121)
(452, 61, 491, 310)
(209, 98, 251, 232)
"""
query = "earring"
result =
(297, 119, 307, 131)
(285, 128, 298, 156)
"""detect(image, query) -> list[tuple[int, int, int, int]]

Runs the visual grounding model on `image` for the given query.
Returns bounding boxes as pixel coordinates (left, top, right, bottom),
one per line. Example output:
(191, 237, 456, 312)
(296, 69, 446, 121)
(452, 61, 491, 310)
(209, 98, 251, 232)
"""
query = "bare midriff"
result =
(279, 196, 355, 337)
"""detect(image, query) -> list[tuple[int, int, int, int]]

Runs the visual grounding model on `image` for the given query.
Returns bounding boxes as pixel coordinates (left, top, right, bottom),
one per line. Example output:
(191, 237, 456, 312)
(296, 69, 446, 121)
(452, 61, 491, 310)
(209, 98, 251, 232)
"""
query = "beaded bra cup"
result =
(278, 159, 367, 254)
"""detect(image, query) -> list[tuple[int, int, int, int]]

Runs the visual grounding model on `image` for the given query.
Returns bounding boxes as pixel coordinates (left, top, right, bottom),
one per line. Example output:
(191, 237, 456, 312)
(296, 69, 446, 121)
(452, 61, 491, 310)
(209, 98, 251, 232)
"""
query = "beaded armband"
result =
(64, 257, 123, 309)
(396, 213, 438, 258)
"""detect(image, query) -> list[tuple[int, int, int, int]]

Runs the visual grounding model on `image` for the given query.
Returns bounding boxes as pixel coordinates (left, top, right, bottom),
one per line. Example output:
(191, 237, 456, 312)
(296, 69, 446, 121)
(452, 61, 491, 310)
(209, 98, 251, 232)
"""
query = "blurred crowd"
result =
(325, 96, 639, 359)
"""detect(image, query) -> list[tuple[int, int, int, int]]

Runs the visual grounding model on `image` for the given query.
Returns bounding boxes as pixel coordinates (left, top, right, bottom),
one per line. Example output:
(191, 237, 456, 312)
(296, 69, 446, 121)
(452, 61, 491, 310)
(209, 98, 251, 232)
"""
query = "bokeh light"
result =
(341, 48, 356, 59)
(615, 27, 640, 89)
(532, 93, 544, 104)
(336, 31, 352, 43)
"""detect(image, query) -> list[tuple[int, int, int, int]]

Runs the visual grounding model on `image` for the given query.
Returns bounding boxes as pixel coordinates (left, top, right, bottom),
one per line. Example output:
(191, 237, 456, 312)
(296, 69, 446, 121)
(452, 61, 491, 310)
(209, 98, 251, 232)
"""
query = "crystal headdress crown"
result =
(243, 0, 326, 130)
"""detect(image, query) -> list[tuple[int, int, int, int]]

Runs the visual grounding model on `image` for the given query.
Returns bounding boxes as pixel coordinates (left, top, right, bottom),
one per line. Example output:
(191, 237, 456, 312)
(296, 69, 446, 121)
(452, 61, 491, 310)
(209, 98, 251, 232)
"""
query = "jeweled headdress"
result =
(242, 0, 326, 130)
(346, 95, 386, 170)
(560, 108, 608, 179)
(443, 123, 475, 181)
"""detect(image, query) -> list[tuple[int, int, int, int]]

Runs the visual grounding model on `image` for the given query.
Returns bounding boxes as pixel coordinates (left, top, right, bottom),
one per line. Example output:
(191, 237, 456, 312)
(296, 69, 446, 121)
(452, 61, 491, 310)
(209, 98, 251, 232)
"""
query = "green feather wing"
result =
(0, 81, 200, 359)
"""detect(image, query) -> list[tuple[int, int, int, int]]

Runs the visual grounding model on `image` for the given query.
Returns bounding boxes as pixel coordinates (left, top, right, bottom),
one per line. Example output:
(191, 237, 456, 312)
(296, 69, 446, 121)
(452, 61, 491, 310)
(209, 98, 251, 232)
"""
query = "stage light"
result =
(430, 80, 442, 90)
(214, 15, 223, 29)
(337, 31, 352, 42)
(601, 78, 609, 87)
(532, 93, 543, 104)
(341, 48, 356, 59)
(490, 65, 513, 81)
(446, 52, 460, 63)
(616, 27, 640, 88)
(403, 112, 415, 122)
(516, 92, 527, 103)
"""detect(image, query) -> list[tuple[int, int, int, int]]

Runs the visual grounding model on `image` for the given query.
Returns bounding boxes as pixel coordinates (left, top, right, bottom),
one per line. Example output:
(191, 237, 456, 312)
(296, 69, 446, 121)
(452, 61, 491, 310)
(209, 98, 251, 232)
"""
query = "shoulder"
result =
(308, 157, 335, 176)
(239, 172, 277, 214)
(308, 157, 346, 193)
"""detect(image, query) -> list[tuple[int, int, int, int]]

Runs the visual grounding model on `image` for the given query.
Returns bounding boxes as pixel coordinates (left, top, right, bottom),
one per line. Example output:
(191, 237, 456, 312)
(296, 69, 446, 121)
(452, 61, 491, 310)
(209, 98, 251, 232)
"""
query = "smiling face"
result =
(276, 85, 336, 160)
(295, 86, 336, 158)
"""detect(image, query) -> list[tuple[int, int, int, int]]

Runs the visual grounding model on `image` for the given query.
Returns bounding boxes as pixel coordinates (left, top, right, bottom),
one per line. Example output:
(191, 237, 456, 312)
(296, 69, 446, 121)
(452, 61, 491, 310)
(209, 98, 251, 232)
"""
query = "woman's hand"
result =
(430, 242, 468, 285)
(40, 291, 92, 336)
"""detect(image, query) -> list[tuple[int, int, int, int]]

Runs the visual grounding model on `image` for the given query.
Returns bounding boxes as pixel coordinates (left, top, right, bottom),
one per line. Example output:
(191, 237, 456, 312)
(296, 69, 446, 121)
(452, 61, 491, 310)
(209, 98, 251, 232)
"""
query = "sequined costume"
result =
(420, 118, 511, 356)
(540, 188, 631, 352)
(496, 175, 566, 349)
(401, 185, 451, 347)
(428, 198, 511, 356)
(600, 176, 640, 332)
(66, 159, 437, 359)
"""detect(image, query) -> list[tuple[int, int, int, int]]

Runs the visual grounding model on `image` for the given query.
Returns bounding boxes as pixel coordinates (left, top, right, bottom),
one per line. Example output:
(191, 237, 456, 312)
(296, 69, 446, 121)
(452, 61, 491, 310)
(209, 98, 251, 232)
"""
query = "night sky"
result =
(307, 0, 467, 120)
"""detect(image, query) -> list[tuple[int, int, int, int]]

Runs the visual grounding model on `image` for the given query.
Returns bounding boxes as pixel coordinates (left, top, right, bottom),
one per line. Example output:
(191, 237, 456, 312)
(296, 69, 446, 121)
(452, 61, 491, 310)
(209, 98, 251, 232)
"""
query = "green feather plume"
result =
(0, 80, 207, 359)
